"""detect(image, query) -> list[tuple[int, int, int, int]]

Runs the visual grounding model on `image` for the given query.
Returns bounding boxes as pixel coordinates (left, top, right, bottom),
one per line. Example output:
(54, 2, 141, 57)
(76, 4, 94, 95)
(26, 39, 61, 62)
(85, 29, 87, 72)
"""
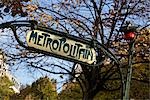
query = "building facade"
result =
(0, 50, 20, 93)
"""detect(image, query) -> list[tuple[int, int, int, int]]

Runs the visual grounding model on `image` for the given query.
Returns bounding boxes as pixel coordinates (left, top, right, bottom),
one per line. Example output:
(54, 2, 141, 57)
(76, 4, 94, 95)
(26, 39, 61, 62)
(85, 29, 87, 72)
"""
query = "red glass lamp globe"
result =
(124, 31, 135, 40)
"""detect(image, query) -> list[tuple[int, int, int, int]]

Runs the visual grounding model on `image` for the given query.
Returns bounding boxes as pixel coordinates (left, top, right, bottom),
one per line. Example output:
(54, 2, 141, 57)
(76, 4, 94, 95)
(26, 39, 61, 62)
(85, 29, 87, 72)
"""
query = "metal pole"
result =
(123, 40, 135, 100)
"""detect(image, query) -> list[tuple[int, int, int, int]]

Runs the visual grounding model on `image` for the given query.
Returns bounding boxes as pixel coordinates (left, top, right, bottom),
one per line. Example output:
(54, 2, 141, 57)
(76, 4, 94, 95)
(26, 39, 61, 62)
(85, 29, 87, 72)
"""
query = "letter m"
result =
(29, 31, 37, 44)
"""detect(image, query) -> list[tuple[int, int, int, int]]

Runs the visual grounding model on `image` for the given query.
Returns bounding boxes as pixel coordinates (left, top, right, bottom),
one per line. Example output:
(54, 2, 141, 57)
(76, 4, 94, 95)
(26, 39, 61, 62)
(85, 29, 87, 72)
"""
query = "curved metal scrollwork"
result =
(0, 20, 124, 98)
(0, 20, 119, 66)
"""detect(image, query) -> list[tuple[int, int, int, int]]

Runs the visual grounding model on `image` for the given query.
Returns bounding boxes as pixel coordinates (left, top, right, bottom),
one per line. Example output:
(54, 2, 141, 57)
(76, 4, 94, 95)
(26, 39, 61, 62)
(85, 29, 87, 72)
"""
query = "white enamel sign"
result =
(26, 30, 96, 64)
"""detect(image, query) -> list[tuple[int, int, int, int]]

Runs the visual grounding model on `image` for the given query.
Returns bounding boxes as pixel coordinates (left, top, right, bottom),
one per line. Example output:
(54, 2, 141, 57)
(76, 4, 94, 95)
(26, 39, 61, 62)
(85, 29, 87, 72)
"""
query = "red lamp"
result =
(120, 22, 137, 41)
(124, 31, 135, 40)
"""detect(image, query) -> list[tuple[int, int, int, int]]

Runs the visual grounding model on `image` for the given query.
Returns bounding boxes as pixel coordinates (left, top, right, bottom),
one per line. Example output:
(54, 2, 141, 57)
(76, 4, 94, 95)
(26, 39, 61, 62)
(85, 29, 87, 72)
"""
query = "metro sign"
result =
(26, 30, 96, 64)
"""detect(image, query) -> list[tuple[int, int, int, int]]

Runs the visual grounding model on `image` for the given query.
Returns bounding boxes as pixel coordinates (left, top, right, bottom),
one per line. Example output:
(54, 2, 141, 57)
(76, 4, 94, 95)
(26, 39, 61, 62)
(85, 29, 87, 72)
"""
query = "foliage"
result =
(0, 76, 15, 100)
(31, 76, 57, 100)
(58, 82, 82, 100)
(0, 0, 30, 17)
(58, 75, 149, 100)
(11, 76, 57, 100)
(0, 0, 149, 100)
(94, 80, 149, 100)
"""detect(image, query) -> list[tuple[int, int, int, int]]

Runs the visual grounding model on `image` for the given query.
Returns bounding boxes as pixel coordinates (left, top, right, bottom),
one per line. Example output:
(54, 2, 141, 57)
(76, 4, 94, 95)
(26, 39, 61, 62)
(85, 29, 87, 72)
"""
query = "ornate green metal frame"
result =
(0, 20, 119, 66)
(0, 20, 125, 99)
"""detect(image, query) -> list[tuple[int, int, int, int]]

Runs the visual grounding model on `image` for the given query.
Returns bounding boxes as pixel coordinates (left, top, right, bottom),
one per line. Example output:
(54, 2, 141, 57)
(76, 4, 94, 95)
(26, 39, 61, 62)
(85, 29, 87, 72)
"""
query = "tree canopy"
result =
(0, 76, 14, 100)
(11, 76, 57, 100)
(0, 0, 149, 99)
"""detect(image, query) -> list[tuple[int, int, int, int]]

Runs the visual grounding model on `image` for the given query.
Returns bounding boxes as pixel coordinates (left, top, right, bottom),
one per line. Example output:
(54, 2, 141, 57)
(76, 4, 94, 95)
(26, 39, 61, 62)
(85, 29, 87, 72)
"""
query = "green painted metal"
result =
(123, 40, 135, 100)
(0, 20, 120, 66)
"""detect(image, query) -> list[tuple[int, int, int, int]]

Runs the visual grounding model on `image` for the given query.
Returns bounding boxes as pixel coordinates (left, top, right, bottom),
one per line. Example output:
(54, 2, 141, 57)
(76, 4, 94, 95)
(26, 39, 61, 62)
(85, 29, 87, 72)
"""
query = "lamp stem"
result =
(123, 40, 135, 100)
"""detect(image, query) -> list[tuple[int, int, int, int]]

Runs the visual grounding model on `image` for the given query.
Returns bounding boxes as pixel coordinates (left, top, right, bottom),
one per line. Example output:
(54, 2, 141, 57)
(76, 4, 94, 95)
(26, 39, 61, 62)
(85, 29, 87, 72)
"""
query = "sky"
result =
(0, 0, 149, 93)
(0, 13, 70, 94)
